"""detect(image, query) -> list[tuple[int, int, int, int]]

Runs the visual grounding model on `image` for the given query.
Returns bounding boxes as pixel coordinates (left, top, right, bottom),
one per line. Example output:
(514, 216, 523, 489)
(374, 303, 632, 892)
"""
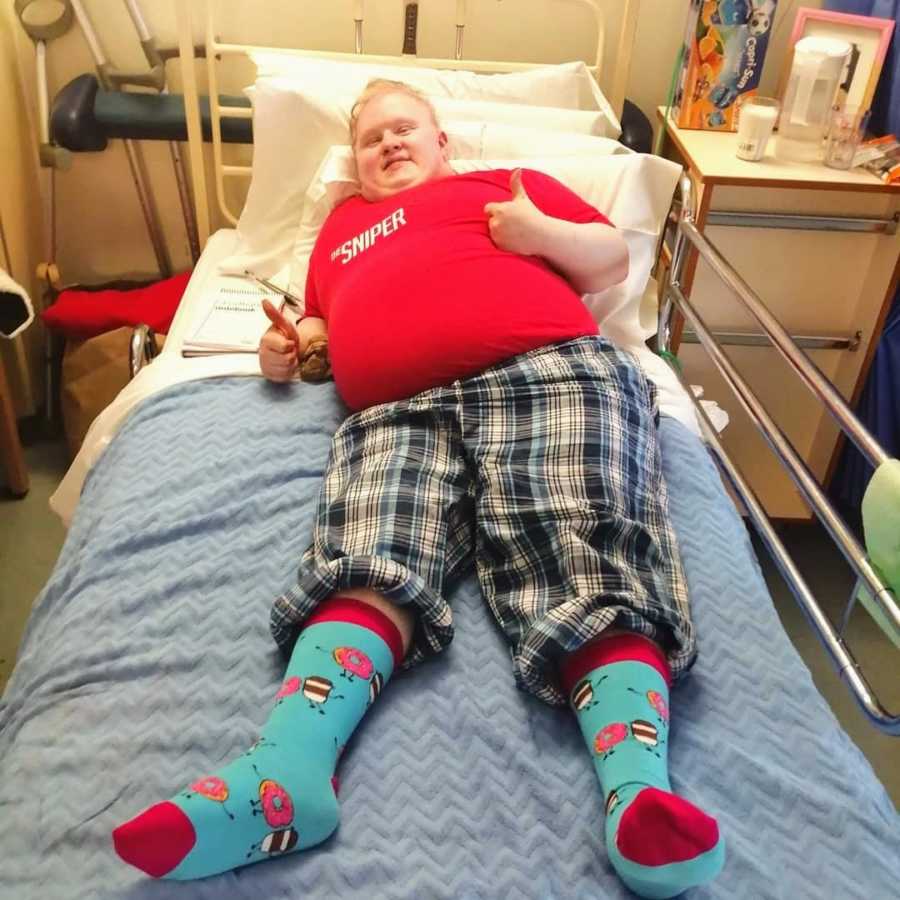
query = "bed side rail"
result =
(129, 323, 160, 379)
(659, 173, 900, 736)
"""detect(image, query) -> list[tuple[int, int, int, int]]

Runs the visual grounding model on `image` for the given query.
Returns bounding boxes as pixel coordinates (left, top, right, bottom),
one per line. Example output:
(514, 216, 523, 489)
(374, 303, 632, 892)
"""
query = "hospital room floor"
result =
(2, 430, 898, 809)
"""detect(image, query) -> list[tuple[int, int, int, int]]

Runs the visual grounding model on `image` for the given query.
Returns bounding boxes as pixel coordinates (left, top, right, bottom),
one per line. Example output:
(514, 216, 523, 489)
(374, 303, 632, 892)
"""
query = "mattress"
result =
(50, 228, 712, 528)
(2, 375, 898, 900)
(51, 228, 250, 527)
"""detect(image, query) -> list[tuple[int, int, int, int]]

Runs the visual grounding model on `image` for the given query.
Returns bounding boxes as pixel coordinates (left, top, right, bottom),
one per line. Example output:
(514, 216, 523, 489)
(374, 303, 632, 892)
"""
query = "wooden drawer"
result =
(671, 185, 900, 519)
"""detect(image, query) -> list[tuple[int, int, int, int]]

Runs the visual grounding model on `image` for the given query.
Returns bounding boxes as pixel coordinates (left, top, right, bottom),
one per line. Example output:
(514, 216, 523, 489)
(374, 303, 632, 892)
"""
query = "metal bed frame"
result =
(170, 0, 899, 735)
(660, 174, 900, 735)
(174, 0, 639, 239)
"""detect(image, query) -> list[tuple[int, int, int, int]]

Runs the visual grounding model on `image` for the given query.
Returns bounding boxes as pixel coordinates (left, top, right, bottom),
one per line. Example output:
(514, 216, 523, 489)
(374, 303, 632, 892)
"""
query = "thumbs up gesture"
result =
(483, 168, 548, 257)
(260, 299, 300, 382)
(260, 299, 332, 383)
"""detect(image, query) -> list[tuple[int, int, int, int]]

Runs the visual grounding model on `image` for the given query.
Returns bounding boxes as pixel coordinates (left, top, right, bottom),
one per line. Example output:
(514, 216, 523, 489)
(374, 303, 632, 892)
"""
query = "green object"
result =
(858, 459, 900, 649)
(653, 43, 685, 157)
(658, 350, 682, 374)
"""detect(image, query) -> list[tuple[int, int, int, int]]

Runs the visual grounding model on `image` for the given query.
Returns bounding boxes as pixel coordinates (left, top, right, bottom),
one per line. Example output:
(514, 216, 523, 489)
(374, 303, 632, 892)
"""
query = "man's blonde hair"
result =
(349, 78, 440, 145)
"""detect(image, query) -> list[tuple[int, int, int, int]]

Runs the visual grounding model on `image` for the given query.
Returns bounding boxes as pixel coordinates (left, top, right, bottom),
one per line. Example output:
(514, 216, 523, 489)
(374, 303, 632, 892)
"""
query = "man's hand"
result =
(260, 299, 301, 383)
(483, 169, 549, 257)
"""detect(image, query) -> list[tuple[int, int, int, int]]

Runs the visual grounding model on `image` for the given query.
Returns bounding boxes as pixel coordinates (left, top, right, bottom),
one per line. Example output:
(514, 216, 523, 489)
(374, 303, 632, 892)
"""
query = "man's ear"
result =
(438, 130, 449, 159)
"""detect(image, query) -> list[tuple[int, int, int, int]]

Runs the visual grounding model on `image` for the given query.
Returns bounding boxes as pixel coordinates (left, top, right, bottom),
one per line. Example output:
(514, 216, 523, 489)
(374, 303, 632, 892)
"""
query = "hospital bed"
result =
(1, 2, 899, 898)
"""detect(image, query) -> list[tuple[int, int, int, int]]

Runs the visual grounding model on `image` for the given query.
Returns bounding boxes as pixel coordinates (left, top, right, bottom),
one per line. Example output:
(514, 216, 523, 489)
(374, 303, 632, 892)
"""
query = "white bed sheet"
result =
(50, 228, 704, 527)
(50, 230, 258, 526)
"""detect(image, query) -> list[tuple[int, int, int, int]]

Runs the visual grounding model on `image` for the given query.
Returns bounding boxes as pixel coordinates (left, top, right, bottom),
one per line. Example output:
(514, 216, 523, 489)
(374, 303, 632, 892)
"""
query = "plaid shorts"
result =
(271, 336, 696, 706)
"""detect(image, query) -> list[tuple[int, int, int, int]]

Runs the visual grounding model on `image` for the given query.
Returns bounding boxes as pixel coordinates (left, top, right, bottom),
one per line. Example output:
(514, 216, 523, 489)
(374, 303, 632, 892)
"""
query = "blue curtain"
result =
(823, 2, 899, 516)
(830, 295, 900, 517)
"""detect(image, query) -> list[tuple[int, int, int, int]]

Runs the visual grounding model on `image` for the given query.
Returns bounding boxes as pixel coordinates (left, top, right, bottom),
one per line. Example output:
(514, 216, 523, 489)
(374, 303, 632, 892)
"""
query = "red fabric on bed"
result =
(42, 271, 192, 339)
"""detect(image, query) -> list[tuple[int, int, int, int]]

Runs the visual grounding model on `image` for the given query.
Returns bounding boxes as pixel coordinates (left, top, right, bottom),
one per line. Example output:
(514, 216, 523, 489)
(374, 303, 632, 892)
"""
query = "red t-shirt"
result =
(305, 168, 609, 410)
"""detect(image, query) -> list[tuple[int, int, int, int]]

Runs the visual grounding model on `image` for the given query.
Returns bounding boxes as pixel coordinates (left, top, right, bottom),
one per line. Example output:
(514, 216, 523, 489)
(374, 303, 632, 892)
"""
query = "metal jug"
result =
(776, 35, 851, 163)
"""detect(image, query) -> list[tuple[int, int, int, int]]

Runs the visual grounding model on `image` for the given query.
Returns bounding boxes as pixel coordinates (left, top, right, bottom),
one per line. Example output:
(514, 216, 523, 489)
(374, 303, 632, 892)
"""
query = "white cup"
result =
(736, 97, 780, 162)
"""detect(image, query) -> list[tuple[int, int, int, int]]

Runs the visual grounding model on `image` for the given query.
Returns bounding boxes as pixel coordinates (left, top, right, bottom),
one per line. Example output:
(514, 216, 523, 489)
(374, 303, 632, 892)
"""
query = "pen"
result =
(243, 270, 303, 310)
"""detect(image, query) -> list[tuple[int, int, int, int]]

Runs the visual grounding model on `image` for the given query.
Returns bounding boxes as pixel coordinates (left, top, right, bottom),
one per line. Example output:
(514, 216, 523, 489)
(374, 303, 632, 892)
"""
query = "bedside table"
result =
(656, 109, 900, 519)
(0, 353, 29, 497)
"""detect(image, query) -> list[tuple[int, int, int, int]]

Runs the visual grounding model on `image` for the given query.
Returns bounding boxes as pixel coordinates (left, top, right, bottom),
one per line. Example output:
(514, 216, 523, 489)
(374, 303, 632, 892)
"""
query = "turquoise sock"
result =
(113, 597, 403, 880)
(563, 635, 725, 900)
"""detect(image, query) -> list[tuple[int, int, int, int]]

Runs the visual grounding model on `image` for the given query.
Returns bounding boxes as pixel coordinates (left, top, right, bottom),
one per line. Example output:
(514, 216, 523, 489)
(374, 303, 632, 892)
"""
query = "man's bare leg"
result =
(339, 587, 415, 653)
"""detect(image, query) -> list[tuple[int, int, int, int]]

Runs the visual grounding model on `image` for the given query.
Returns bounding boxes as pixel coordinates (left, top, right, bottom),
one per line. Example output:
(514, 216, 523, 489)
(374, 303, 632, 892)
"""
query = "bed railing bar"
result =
(705, 210, 899, 235)
(222, 166, 252, 178)
(661, 173, 900, 734)
(343, 0, 607, 62)
(667, 279, 900, 639)
(211, 41, 568, 75)
(354, 0, 363, 53)
(679, 219, 890, 471)
(679, 330, 861, 352)
(455, 0, 466, 57)
(455, 0, 467, 60)
(666, 357, 900, 735)
(206, 3, 237, 227)
(174, 0, 209, 244)
(657, 175, 694, 354)
(199, 0, 619, 226)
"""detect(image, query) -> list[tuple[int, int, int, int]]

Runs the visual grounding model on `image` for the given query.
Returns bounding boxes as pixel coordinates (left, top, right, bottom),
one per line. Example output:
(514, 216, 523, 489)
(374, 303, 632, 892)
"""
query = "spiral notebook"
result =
(182, 281, 285, 357)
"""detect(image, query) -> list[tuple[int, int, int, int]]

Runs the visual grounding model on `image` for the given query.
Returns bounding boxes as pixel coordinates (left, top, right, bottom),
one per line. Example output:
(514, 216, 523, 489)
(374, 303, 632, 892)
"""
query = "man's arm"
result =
(530, 217, 628, 295)
(296, 315, 331, 381)
(297, 315, 328, 349)
(484, 169, 629, 295)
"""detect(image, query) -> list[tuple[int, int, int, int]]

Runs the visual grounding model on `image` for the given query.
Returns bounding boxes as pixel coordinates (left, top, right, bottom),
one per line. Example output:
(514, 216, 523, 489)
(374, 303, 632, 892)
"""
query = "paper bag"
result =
(61, 327, 165, 459)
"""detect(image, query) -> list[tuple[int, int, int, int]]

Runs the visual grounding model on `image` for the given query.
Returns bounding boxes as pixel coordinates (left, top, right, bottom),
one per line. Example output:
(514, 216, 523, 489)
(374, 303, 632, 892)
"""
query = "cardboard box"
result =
(673, 0, 779, 131)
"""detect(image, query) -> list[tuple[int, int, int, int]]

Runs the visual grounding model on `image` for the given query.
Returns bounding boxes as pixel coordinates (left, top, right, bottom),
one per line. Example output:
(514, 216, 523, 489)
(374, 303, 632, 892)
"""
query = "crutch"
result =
(13, 0, 76, 428)
(69, 0, 173, 277)
(118, 0, 200, 265)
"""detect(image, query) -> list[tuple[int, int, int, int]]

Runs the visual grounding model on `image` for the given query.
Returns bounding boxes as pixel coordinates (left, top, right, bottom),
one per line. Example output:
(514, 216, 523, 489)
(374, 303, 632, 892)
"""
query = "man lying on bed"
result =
(113, 80, 724, 898)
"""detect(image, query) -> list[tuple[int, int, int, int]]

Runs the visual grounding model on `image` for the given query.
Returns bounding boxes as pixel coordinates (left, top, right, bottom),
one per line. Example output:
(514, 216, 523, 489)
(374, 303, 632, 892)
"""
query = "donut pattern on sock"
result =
(182, 775, 235, 820)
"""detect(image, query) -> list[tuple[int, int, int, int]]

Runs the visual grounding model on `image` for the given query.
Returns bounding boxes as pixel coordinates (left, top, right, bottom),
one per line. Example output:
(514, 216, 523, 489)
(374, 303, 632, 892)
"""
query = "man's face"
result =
(354, 92, 452, 201)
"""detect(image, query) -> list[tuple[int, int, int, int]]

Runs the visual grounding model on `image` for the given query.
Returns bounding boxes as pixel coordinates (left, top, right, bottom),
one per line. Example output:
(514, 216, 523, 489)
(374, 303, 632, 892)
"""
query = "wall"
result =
(1, 2, 47, 418)
(15, 0, 822, 290)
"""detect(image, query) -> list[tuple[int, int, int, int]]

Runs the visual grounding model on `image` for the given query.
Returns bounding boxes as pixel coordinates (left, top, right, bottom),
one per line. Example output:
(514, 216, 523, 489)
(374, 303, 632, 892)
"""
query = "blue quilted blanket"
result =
(1, 376, 898, 899)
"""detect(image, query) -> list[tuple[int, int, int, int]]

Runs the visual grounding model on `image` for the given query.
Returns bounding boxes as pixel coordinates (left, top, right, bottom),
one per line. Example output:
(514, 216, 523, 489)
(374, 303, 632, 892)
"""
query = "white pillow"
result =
(251, 53, 616, 121)
(473, 123, 625, 160)
(219, 78, 622, 278)
(288, 149, 681, 351)
(432, 95, 617, 138)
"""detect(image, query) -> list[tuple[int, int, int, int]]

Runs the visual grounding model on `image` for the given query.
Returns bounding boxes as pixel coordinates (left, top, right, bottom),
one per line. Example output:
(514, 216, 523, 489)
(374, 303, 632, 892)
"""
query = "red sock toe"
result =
(616, 787, 720, 867)
(112, 801, 196, 878)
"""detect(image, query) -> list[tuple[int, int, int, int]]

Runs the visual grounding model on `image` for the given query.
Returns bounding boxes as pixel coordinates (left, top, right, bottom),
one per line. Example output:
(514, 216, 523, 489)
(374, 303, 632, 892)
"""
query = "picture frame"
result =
(777, 8, 895, 115)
